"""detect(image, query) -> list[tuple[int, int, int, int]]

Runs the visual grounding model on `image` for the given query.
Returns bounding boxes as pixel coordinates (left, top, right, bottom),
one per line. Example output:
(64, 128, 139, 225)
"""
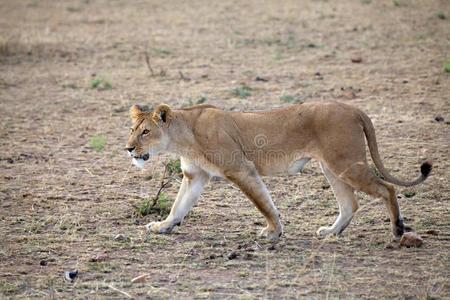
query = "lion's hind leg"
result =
(317, 162, 359, 236)
(321, 159, 407, 237)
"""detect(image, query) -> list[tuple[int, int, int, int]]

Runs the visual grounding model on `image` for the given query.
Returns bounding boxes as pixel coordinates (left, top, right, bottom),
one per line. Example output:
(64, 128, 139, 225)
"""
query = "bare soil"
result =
(0, 0, 449, 299)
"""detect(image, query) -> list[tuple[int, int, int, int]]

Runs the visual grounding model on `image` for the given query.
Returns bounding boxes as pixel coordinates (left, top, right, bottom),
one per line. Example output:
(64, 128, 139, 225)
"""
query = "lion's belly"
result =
(256, 157, 310, 176)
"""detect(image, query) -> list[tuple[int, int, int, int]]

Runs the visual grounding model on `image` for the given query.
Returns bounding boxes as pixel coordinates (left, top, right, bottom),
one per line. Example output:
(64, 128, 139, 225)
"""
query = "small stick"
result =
(150, 177, 173, 208)
(149, 163, 173, 208)
(144, 52, 154, 76)
(85, 168, 94, 176)
(43, 64, 58, 85)
(179, 71, 191, 81)
(108, 285, 132, 299)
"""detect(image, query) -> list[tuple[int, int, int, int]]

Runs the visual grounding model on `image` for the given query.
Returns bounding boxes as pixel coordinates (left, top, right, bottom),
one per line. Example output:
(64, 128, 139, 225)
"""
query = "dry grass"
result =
(0, 0, 449, 299)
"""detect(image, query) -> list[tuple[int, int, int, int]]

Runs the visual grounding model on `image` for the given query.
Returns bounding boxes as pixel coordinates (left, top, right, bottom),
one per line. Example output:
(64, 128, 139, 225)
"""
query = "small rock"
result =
(400, 232, 423, 248)
(243, 253, 253, 260)
(88, 255, 107, 262)
(227, 252, 238, 260)
(113, 107, 127, 113)
(425, 229, 439, 236)
(255, 76, 269, 82)
(114, 234, 126, 241)
(268, 243, 276, 251)
(351, 56, 363, 63)
(40, 259, 47, 266)
(434, 115, 444, 122)
(77, 132, 86, 138)
(64, 269, 78, 283)
(344, 91, 357, 100)
(131, 274, 148, 283)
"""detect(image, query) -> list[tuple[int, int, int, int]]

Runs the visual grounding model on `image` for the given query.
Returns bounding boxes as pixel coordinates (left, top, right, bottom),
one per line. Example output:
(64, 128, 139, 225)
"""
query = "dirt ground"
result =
(0, 0, 449, 299)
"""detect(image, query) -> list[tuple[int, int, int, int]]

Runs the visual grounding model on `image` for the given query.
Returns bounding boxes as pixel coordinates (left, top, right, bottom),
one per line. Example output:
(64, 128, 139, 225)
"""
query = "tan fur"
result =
(125, 101, 431, 238)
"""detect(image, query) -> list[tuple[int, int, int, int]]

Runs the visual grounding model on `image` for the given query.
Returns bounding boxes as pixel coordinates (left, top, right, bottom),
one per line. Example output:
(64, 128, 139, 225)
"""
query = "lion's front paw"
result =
(145, 221, 173, 233)
(316, 226, 332, 237)
(259, 226, 282, 239)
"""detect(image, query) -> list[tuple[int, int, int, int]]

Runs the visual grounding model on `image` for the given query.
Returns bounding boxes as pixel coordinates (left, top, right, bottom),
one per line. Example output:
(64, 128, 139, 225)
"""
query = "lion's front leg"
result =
(225, 166, 283, 239)
(146, 161, 210, 233)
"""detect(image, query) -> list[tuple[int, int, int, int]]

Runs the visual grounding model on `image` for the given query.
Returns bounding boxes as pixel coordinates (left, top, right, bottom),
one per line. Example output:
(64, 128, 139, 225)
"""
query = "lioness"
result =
(125, 101, 431, 238)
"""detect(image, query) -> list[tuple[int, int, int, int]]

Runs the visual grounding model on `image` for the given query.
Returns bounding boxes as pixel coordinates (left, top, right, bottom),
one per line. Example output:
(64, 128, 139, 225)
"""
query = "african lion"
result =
(125, 101, 431, 239)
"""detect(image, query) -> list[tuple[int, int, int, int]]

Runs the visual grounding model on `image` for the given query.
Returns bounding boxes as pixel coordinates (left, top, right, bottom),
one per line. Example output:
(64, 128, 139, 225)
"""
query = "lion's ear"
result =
(152, 104, 172, 127)
(130, 105, 142, 122)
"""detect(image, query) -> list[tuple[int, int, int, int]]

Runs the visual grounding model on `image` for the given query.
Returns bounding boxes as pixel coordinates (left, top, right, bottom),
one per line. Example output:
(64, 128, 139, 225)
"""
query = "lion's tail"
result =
(359, 111, 432, 187)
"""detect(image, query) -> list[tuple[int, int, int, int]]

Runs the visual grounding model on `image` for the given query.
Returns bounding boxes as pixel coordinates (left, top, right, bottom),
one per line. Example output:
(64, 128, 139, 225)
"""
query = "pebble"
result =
(227, 252, 238, 260)
(88, 255, 107, 262)
(344, 91, 357, 99)
(400, 232, 423, 248)
(351, 56, 363, 63)
(434, 115, 444, 122)
(64, 269, 78, 283)
(255, 76, 269, 82)
(425, 229, 439, 236)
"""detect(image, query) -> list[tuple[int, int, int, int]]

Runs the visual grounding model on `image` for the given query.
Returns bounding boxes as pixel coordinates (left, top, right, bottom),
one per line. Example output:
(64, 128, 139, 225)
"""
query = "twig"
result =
(113, 163, 131, 200)
(42, 64, 59, 85)
(0, 78, 17, 89)
(108, 285, 132, 299)
(144, 52, 154, 76)
(0, 273, 23, 276)
(85, 167, 94, 177)
(179, 71, 191, 81)
(150, 163, 173, 208)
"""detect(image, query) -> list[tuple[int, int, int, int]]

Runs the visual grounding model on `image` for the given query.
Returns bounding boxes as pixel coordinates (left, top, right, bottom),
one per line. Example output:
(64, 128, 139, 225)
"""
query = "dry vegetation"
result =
(0, 0, 449, 299)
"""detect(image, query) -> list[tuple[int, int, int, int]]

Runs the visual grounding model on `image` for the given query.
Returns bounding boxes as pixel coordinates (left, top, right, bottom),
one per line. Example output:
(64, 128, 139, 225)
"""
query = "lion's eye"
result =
(142, 129, 150, 135)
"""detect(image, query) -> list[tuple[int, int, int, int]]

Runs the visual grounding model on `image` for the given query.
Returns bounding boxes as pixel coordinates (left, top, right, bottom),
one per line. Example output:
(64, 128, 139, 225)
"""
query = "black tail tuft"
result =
(420, 161, 432, 178)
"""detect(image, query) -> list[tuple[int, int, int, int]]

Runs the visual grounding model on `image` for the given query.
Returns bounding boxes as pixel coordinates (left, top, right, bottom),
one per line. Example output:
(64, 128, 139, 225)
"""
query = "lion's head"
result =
(125, 104, 172, 168)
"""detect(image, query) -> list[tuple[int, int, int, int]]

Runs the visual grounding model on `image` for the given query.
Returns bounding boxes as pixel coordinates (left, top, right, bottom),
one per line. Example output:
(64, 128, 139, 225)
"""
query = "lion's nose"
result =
(125, 146, 135, 153)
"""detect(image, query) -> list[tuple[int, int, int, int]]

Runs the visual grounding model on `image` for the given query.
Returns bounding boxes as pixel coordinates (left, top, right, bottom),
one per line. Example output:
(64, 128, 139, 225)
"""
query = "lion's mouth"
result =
(131, 153, 150, 169)
(133, 154, 149, 161)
